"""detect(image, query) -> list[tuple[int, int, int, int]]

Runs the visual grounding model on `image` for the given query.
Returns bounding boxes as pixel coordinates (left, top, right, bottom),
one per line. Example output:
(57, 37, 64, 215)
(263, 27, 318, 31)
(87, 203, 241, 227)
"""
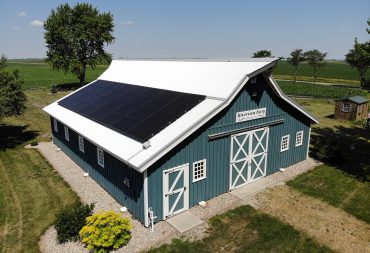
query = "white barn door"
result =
(229, 127, 269, 190)
(163, 164, 189, 219)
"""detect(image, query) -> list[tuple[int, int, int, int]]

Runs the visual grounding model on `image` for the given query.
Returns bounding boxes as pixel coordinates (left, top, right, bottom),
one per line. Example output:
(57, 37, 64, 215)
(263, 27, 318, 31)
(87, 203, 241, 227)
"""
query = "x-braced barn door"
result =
(229, 127, 269, 190)
(163, 164, 189, 219)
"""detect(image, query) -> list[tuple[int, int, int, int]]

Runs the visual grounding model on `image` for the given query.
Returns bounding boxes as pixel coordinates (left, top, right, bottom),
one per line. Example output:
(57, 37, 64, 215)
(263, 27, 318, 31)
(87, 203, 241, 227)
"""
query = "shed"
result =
(334, 96, 369, 121)
(43, 59, 318, 227)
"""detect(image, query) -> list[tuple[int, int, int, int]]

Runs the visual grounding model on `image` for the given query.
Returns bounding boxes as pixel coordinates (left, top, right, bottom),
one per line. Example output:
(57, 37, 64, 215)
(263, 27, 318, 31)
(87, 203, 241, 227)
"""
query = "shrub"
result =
(30, 139, 38, 146)
(79, 211, 132, 253)
(51, 84, 58, 93)
(55, 202, 94, 243)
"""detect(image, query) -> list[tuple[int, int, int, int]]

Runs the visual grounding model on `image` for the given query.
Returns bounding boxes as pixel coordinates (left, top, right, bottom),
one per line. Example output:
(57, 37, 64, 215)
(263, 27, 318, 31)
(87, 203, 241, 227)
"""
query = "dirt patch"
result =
(249, 185, 370, 253)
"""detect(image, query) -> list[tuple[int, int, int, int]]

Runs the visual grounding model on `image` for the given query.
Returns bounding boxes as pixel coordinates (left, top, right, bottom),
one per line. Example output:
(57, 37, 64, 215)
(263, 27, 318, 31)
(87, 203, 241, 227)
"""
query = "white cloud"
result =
(11, 26, 21, 30)
(30, 20, 43, 27)
(122, 20, 134, 25)
(18, 11, 26, 17)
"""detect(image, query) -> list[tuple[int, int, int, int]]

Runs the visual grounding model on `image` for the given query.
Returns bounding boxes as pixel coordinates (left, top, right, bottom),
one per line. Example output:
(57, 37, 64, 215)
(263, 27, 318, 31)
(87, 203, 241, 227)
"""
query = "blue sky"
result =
(0, 0, 369, 59)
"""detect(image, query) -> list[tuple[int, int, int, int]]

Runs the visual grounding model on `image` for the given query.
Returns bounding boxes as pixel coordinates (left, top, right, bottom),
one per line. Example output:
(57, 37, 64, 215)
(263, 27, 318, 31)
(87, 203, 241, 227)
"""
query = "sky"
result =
(0, 0, 369, 60)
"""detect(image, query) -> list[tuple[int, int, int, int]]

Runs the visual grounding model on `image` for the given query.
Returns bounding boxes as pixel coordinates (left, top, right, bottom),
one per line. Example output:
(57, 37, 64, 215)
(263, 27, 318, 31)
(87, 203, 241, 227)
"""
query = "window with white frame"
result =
(281, 135, 290, 152)
(251, 76, 257, 83)
(53, 118, 58, 132)
(193, 159, 206, 182)
(78, 135, 84, 153)
(97, 147, 104, 168)
(64, 126, 69, 141)
(358, 105, 362, 113)
(341, 103, 351, 112)
(295, 131, 304, 147)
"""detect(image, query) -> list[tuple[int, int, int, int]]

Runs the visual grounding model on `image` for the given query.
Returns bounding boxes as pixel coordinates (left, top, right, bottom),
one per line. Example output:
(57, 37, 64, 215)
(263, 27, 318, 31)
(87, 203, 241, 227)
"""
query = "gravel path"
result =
(35, 141, 321, 252)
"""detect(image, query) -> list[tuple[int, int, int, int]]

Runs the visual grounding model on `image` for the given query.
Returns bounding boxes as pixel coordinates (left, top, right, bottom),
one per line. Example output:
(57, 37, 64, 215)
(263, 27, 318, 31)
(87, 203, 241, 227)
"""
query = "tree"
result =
(345, 19, 370, 89)
(44, 3, 114, 86)
(252, 50, 273, 58)
(0, 56, 27, 120)
(345, 39, 370, 88)
(287, 49, 305, 82)
(304, 49, 327, 83)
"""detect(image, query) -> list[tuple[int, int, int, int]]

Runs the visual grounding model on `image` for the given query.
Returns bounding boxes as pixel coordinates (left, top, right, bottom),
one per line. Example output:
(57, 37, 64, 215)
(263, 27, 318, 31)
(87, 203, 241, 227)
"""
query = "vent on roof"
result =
(58, 80, 206, 143)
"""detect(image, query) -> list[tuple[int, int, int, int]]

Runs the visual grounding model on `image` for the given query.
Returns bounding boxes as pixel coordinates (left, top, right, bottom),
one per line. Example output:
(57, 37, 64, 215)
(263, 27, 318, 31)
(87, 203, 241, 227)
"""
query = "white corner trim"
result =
(306, 127, 312, 159)
(143, 170, 149, 227)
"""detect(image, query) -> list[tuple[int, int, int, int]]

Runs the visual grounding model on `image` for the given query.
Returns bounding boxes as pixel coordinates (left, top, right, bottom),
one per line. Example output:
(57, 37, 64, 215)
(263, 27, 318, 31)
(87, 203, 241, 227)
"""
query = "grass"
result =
(274, 60, 362, 85)
(0, 90, 80, 253)
(288, 165, 370, 223)
(146, 205, 332, 253)
(278, 80, 368, 99)
(7, 62, 107, 90)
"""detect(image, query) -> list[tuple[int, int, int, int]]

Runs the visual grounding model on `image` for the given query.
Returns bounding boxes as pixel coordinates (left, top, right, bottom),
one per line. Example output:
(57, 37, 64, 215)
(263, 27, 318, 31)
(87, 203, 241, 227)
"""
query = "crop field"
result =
(274, 60, 361, 85)
(278, 81, 368, 99)
(7, 62, 107, 90)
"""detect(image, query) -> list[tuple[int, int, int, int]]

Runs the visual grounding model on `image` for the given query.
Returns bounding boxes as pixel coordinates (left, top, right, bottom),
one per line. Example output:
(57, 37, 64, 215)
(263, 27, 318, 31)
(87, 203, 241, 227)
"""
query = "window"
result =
(193, 159, 206, 182)
(97, 147, 104, 168)
(341, 103, 351, 112)
(53, 118, 58, 132)
(358, 105, 362, 113)
(251, 76, 257, 83)
(281, 135, 290, 152)
(78, 135, 84, 153)
(295, 131, 304, 147)
(64, 126, 69, 141)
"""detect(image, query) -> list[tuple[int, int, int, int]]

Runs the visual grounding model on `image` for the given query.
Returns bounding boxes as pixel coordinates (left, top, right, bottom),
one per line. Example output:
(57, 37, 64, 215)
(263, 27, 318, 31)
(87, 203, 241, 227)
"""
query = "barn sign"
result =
(236, 108, 266, 123)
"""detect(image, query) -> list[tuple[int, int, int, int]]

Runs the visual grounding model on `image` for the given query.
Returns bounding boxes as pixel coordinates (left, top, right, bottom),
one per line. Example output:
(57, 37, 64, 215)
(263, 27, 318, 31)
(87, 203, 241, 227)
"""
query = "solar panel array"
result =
(58, 80, 206, 143)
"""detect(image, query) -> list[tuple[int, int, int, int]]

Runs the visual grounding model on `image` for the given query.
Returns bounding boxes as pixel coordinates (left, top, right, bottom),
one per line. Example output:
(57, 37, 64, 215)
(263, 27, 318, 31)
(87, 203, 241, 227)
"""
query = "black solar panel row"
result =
(58, 80, 206, 143)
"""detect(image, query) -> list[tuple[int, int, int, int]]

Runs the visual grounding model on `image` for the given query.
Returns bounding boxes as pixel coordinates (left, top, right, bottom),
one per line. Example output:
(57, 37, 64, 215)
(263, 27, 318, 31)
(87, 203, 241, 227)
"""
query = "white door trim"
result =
(229, 127, 269, 190)
(163, 164, 189, 219)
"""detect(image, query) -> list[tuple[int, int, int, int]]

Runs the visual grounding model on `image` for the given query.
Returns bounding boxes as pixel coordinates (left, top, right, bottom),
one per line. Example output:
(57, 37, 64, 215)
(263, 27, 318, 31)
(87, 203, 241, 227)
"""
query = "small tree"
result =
(252, 50, 273, 58)
(0, 56, 27, 120)
(44, 3, 114, 86)
(287, 49, 305, 82)
(304, 49, 327, 83)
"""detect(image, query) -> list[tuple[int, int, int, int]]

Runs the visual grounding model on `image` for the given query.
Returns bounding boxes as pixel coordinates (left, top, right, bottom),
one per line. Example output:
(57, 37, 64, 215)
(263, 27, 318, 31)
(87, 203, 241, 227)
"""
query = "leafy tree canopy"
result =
(304, 49, 327, 83)
(44, 3, 114, 85)
(0, 56, 27, 120)
(252, 50, 273, 58)
(287, 49, 305, 82)
(345, 19, 370, 89)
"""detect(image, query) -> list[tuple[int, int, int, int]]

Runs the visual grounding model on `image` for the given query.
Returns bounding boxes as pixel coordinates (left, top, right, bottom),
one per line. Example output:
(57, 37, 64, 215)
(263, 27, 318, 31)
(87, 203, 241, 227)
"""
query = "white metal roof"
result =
(98, 59, 274, 99)
(44, 59, 317, 173)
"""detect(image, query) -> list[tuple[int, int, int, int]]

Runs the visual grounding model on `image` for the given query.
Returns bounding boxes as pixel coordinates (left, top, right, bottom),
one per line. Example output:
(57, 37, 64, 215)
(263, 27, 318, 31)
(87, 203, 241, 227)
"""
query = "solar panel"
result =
(58, 80, 206, 143)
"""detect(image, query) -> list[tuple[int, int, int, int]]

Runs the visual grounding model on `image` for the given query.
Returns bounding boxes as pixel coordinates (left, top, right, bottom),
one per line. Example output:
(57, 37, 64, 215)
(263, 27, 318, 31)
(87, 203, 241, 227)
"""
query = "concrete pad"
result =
(166, 211, 203, 233)
(230, 177, 279, 199)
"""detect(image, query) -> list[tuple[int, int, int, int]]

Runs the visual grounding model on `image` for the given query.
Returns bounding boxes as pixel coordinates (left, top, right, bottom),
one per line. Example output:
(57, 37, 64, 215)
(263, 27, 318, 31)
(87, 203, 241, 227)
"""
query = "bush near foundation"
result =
(55, 202, 94, 243)
(79, 211, 132, 253)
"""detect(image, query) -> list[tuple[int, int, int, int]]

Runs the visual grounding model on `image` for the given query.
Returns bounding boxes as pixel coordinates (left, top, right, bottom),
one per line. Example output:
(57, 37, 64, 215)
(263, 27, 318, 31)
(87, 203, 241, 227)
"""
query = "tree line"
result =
(252, 18, 370, 88)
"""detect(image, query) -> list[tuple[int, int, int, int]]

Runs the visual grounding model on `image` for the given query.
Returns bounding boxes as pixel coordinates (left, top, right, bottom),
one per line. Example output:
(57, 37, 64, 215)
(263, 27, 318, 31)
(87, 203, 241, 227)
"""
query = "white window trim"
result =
(295, 131, 304, 147)
(97, 147, 105, 168)
(281, 135, 290, 152)
(53, 118, 58, 132)
(192, 159, 206, 182)
(78, 135, 85, 153)
(64, 126, 69, 141)
(341, 103, 351, 112)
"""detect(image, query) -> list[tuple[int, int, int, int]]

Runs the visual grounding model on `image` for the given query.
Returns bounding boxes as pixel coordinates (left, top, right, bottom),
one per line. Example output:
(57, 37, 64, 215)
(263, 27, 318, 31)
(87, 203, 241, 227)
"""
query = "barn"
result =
(43, 59, 318, 227)
(334, 96, 369, 121)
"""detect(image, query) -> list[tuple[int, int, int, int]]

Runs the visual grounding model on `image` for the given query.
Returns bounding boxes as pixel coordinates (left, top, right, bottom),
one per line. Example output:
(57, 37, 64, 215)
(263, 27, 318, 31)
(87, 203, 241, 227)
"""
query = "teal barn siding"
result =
(50, 118, 145, 223)
(147, 74, 311, 221)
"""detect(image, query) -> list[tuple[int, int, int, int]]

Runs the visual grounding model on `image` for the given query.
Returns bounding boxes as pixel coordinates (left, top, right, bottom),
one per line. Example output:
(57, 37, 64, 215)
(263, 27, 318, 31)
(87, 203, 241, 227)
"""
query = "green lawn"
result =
(288, 165, 370, 223)
(278, 80, 368, 99)
(145, 205, 332, 253)
(0, 90, 80, 253)
(7, 62, 107, 90)
(274, 60, 361, 85)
